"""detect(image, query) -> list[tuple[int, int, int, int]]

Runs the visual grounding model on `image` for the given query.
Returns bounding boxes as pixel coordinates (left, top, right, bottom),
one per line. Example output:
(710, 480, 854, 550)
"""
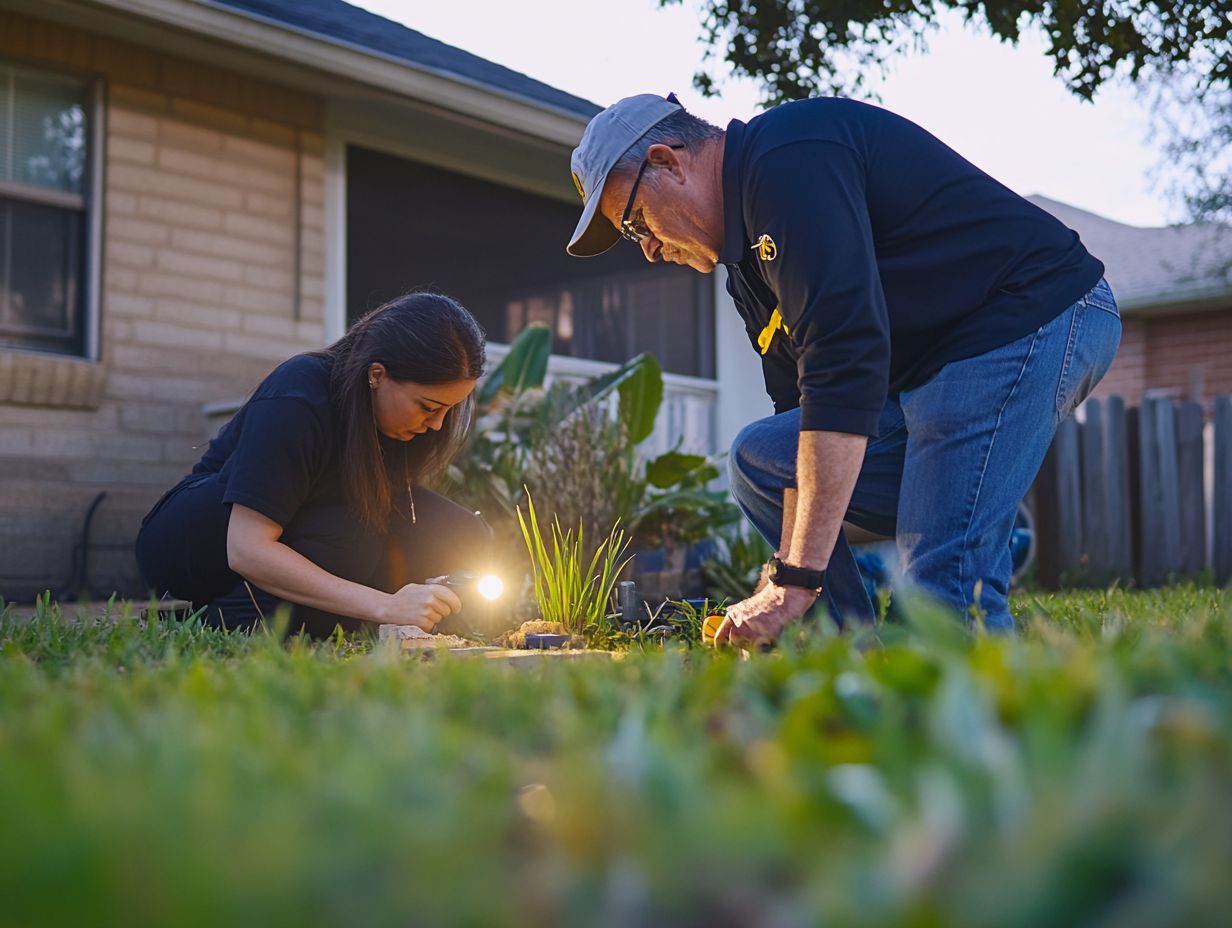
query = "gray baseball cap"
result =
(566, 92, 683, 257)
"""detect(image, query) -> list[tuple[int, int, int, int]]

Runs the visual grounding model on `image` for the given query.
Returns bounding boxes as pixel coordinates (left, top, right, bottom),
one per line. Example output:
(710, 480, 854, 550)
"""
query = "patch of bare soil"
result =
(493, 620, 585, 649)
(377, 624, 477, 650)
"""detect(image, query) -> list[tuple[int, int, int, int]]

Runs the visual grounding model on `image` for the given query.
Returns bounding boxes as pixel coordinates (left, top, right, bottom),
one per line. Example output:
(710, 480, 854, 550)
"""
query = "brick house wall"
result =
(1091, 305, 1232, 413)
(0, 11, 326, 600)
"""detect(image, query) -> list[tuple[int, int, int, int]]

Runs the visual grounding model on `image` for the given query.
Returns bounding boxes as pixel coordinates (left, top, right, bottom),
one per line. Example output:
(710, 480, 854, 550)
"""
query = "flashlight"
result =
(441, 571, 503, 601)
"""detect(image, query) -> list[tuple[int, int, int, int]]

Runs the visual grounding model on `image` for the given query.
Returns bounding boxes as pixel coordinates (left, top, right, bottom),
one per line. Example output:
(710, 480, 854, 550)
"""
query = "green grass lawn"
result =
(2, 587, 1230, 927)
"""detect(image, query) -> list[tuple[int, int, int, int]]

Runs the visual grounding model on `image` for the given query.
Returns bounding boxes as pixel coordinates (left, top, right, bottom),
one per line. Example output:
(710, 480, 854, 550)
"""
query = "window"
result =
(346, 145, 715, 379)
(0, 62, 95, 357)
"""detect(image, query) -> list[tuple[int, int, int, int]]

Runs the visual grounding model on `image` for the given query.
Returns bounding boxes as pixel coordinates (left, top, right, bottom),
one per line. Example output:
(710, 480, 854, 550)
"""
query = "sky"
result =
(355, 0, 1181, 228)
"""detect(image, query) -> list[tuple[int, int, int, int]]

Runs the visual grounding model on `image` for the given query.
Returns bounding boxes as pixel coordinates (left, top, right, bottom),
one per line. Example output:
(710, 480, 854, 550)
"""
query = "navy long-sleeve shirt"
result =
(719, 98, 1105, 436)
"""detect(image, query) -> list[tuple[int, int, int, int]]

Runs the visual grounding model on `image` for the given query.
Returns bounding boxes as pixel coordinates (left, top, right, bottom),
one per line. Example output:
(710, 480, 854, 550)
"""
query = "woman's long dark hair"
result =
(321, 291, 485, 532)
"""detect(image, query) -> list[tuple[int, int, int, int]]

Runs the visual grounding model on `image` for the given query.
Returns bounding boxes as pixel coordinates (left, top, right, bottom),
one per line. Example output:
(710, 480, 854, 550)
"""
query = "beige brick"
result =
(215, 162, 293, 196)
(222, 134, 291, 168)
(103, 266, 140, 294)
(155, 249, 245, 283)
(223, 212, 293, 245)
(223, 284, 291, 315)
(108, 190, 138, 215)
(109, 136, 156, 165)
(222, 330, 302, 359)
(298, 297, 324, 324)
(107, 216, 171, 246)
(109, 84, 167, 115)
(171, 97, 249, 136)
(249, 118, 297, 148)
(108, 240, 156, 269)
(300, 177, 325, 207)
(97, 434, 165, 463)
(169, 228, 289, 267)
(299, 131, 326, 157)
(300, 249, 325, 276)
(66, 458, 184, 487)
(108, 107, 160, 140)
(109, 162, 245, 210)
(106, 372, 211, 403)
(133, 321, 225, 352)
(136, 195, 223, 231)
(136, 271, 225, 304)
(243, 190, 294, 220)
(105, 318, 135, 342)
(104, 292, 155, 318)
(295, 155, 320, 182)
(154, 298, 241, 330)
(240, 314, 294, 337)
(300, 276, 324, 300)
(242, 265, 294, 292)
(157, 146, 219, 181)
(109, 344, 200, 377)
(158, 118, 224, 154)
(294, 320, 325, 343)
(31, 429, 98, 458)
(302, 228, 324, 253)
(0, 428, 35, 455)
(301, 204, 324, 230)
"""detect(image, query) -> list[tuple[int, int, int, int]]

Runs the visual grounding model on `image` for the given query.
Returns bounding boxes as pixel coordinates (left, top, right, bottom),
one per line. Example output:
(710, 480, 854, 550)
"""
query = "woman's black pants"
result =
(136, 476, 493, 637)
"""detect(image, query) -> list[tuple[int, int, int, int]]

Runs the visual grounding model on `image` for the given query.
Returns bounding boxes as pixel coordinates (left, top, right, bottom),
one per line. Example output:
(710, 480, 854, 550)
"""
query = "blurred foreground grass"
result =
(1, 587, 1230, 927)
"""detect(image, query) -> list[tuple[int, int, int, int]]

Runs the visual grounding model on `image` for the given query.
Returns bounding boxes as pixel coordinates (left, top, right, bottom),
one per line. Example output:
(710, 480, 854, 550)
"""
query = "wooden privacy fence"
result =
(1033, 395, 1232, 589)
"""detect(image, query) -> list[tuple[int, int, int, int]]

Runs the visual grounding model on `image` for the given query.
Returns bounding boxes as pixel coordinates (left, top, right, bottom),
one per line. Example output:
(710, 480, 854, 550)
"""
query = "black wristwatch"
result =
(767, 557, 826, 593)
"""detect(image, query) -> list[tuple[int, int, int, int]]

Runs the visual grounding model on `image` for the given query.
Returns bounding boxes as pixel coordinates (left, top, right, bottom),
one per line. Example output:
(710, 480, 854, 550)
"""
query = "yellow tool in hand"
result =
(702, 613, 725, 646)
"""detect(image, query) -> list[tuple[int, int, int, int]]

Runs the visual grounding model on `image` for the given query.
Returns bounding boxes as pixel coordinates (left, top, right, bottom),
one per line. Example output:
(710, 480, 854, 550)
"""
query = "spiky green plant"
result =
(516, 493, 632, 636)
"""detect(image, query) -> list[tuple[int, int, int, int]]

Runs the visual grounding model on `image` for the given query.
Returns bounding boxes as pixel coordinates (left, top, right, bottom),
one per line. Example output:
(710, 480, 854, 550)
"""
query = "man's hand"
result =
(712, 582, 819, 647)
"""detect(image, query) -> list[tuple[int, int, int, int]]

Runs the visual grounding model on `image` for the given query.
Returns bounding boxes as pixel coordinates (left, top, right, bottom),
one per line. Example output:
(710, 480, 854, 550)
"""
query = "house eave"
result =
(1120, 282, 1232, 317)
(22, 0, 591, 145)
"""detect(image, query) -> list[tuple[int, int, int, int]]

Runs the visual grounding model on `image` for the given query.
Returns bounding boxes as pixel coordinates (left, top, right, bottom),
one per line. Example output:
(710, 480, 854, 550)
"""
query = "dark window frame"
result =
(0, 58, 102, 359)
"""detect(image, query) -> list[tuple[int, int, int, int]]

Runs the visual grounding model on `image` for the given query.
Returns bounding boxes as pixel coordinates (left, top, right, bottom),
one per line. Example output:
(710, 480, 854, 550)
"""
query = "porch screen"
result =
(346, 145, 715, 379)
(0, 62, 91, 356)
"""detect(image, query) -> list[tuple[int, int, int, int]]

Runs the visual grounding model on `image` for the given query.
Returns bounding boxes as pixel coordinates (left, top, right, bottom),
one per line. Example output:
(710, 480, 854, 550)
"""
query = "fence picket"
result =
(1104, 396, 1132, 579)
(1176, 401, 1207, 578)
(1080, 399, 1111, 584)
(1032, 394, 1225, 590)
(1215, 397, 1232, 586)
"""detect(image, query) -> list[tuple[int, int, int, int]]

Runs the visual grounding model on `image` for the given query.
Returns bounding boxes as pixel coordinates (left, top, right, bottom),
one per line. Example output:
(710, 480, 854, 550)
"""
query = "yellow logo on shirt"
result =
(757, 307, 789, 355)
(752, 233, 777, 261)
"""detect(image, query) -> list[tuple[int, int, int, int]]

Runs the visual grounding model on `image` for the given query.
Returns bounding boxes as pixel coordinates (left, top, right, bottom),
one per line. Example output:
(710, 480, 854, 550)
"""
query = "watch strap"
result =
(768, 556, 826, 592)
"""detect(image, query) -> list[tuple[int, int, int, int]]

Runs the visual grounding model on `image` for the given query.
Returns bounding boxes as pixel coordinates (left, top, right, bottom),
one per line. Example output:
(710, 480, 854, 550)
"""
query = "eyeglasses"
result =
(619, 144, 684, 243)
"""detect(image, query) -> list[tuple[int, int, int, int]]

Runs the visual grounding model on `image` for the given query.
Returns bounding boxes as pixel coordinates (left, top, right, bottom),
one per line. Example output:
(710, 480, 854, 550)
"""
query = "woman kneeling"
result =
(136, 291, 488, 636)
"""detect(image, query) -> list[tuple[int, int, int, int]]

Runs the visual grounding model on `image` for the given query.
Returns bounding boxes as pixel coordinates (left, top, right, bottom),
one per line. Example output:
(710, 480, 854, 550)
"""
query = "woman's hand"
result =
(227, 504, 463, 630)
(379, 582, 463, 631)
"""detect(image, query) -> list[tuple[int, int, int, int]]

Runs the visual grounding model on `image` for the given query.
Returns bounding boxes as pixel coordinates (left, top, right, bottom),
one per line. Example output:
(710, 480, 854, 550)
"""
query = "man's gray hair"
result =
(611, 109, 725, 178)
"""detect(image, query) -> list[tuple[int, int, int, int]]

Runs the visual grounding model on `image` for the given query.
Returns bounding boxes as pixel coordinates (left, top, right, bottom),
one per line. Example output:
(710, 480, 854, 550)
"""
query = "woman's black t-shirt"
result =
(194, 352, 347, 527)
(138, 352, 413, 602)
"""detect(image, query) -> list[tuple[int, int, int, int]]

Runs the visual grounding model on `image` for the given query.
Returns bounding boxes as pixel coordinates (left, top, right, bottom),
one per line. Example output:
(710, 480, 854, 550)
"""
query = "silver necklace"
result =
(403, 443, 417, 524)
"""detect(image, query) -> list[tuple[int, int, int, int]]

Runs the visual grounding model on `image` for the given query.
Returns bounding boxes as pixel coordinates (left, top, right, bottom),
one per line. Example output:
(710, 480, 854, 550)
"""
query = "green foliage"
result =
(516, 493, 632, 635)
(663, 0, 1231, 105)
(475, 321, 551, 404)
(1, 586, 1231, 923)
(2, 586, 1232, 923)
(661, 1, 1232, 224)
(702, 523, 776, 601)
(446, 324, 737, 557)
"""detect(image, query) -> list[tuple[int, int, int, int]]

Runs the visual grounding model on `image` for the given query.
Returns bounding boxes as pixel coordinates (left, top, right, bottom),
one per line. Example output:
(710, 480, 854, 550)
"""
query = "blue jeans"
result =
(728, 279, 1122, 631)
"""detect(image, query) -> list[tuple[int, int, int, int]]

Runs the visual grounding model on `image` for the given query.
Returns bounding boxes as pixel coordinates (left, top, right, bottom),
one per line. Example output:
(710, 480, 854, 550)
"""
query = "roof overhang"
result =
(8, 0, 591, 146)
(1120, 281, 1232, 317)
